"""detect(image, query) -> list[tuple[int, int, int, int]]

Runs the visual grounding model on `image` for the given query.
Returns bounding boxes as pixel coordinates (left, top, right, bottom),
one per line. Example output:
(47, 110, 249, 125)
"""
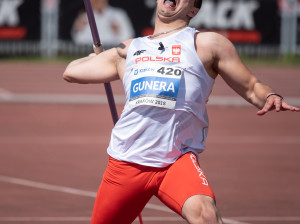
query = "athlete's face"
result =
(91, 0, 108, 13)
(156, 0, 199, 22)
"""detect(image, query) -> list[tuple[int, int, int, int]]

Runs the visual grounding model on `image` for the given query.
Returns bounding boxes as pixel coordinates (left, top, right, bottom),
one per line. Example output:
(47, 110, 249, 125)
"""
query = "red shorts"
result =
(91, 152, 215, 224)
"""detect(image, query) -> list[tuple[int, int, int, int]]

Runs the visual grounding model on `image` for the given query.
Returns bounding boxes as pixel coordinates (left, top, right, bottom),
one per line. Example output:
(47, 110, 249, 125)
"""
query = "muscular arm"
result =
(211, 33, 272, 108)
(196, 32, 299, 115)
(63, 40, 131, 84)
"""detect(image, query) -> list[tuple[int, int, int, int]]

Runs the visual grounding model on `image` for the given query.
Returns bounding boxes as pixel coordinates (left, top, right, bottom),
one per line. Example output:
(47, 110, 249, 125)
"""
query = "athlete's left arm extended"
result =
(211, 33, 299, 115)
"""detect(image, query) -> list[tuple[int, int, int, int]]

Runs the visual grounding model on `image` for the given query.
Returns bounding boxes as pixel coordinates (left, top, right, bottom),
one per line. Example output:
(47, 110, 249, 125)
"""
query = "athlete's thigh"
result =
(91, 157, 154, 224)
(156, 152, 215, 216)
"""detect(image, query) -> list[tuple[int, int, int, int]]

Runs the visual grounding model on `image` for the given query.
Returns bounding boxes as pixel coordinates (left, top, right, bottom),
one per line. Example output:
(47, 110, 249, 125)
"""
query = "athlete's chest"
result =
(124, 39, 205, 110)
(129, 39, 191, 67)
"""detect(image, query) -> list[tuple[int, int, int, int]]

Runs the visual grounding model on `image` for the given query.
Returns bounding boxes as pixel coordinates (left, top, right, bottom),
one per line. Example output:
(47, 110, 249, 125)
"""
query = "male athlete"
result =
(63, 0, 299, 223)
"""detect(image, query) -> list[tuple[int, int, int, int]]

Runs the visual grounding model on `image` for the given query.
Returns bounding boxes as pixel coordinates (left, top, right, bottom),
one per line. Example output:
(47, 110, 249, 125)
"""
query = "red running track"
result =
(0, 62, 300, 224)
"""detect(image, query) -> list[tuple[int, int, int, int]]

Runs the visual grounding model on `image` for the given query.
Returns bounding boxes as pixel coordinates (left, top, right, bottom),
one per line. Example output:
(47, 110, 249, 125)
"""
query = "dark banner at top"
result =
(190, 0, 281, 44)
(0, 0, 291, 45)
(0, 0, 40, 40)
(59, 0, 281, 45)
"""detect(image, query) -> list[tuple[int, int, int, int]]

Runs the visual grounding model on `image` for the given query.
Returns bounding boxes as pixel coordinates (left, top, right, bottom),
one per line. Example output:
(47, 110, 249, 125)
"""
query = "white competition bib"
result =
(129, 64, 182, 109)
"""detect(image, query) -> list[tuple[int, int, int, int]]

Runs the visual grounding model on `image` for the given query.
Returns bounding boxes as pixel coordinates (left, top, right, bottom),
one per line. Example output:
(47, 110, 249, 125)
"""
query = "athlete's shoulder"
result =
(195, 31, 236, 55)
(116, 39, 134, 58)
(196, 32, 230, 45)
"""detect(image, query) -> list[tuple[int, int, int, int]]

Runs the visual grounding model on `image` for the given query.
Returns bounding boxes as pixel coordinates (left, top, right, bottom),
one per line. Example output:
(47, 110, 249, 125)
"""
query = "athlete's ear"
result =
(187, 7, 199, 18)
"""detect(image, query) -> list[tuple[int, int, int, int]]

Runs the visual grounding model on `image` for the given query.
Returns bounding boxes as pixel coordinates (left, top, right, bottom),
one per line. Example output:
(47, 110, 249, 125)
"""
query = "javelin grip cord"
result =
(83, 0, 118, 125)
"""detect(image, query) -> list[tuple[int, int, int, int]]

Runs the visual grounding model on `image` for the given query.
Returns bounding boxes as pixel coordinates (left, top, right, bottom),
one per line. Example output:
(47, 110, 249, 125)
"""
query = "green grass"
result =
(0, 55, 78, 64)
(241, 54, 300, 67)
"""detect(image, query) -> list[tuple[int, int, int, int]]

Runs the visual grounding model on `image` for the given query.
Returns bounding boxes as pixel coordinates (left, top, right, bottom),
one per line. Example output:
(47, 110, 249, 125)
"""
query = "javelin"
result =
(82, 0, 143, 223)
(83, 0, 118, 125)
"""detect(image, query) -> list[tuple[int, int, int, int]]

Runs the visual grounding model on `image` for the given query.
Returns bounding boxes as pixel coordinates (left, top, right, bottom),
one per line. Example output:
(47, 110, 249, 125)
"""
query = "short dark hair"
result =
(194, 0, 202, 9)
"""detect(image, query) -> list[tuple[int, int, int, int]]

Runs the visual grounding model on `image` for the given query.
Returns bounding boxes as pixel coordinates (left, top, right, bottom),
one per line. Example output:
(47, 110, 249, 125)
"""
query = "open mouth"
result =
(164, 0, 177, 8)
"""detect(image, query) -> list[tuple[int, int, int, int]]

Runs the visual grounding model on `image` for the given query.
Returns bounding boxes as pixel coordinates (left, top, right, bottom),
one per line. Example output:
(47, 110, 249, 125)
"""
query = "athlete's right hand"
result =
(89, 53, 97, 57)
(93, 45, 104, 55)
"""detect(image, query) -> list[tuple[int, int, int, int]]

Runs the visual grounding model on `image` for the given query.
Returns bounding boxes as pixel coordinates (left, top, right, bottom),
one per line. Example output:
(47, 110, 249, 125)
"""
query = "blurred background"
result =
(0, 1, 300, 223)
(0, 0, 299, 58)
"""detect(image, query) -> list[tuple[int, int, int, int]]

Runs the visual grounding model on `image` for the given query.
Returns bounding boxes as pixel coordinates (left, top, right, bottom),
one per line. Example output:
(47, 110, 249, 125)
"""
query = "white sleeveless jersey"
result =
(107, 27, 215, 167)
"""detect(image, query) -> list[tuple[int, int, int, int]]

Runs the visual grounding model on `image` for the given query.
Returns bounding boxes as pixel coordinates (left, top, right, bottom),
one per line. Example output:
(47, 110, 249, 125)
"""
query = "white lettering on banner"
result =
(230, 1, 259, 29)
(190, 154, 208, 186)
(132, 81, 175, 93)
(0, 0, 23, 26)
(190, 0, 259, 30)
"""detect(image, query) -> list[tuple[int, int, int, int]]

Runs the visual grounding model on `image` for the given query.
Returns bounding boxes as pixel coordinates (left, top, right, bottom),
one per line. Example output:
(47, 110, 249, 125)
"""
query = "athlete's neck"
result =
(151, 19, 188, 39)
(149, 24, 187, 39)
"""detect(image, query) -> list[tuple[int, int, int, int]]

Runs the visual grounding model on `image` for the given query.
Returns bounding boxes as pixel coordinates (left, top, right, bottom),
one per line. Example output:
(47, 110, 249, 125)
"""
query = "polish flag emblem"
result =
(172, 45, 181, 55)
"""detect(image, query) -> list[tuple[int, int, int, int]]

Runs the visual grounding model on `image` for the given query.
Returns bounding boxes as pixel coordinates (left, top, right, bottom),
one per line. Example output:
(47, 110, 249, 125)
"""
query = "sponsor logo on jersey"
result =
(133, 67, 155, 75)
(158, 42, 165, 53)
(135, 56, 180, 64)
(172, 45, 181, 55)
(133, 50, 146, 56)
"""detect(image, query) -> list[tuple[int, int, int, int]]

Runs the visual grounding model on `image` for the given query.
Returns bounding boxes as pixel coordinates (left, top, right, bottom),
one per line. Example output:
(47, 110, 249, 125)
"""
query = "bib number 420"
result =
(157, 66, 182, 76)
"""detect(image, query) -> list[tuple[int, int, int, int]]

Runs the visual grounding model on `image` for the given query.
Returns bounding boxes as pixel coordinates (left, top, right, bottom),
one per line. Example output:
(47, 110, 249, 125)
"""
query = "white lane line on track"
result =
(0, 175, 97, 197)
(2, 175, 299, 223)
(207, 136, 300, 144)
(1, 216, 300, 223)
(0, 136, 110, 145)
(222, 219, 251, 224)
(0, 93, 126, 104)
(0, 175, 253, 224)
(1, 93, 300, 106)
(0, 175, 173, 213)
(0, 175, 288, 224)
(0, 88, 13, 100)
(0, 88, 13, 95)
(1, 135, 299, 145)
(0, 217, 91, 222)
(229, 216, 300, 222)
(0, 217, 254, 223)
(0, 216, 184, 222)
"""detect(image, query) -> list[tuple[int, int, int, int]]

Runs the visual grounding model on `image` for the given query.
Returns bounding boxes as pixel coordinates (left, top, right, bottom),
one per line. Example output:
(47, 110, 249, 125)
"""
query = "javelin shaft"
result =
(83, 0, 102, 49)
(103, 83, 119, 124)
(82, 2, 143, 222)
(83, 0, 118, 125)
(82, 1, 144, 222)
